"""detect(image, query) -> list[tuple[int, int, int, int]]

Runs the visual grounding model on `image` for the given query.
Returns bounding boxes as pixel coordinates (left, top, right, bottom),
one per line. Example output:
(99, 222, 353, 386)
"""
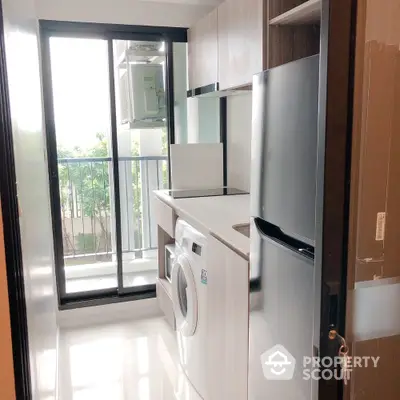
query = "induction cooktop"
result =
(168, 187, 248, 200)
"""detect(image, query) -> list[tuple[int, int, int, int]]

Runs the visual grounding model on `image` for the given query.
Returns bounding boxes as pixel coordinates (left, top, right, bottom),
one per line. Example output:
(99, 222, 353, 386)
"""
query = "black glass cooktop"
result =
(168, 187, 248, 200)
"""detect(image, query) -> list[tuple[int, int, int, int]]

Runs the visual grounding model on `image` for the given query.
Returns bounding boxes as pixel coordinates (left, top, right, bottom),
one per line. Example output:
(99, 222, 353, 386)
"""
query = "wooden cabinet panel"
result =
(218, 0, 265, 90)
(188, 8, 218, 89)
(206, 235, 249, 400)
(0, 205, 16, 400)
(268, 24, 320, 68)
(268, 0, 321, 68)
(269, 0, 307, 19)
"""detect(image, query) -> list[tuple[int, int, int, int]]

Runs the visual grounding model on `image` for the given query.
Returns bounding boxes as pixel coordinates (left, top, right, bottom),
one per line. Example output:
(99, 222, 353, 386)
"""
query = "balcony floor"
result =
(65, 255, 158, 294)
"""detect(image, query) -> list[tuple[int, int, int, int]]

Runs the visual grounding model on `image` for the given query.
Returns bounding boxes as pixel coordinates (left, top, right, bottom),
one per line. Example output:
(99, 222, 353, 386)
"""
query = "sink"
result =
(233, 223, 250, 238)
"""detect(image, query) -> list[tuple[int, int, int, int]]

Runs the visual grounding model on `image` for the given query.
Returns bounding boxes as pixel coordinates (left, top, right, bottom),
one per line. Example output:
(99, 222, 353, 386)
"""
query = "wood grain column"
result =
(0, 203, 16, 399)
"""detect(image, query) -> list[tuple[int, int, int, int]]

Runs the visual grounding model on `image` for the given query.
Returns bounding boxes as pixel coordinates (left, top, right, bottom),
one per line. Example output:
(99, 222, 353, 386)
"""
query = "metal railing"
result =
(58, 156, 168, 263)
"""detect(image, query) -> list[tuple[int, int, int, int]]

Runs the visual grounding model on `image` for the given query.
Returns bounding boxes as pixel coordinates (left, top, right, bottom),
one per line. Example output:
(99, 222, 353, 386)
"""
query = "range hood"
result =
(186, 82, 251, 98)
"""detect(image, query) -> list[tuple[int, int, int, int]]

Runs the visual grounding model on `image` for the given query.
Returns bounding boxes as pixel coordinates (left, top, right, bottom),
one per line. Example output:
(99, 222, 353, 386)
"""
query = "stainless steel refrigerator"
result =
(249, 54, 320, 400)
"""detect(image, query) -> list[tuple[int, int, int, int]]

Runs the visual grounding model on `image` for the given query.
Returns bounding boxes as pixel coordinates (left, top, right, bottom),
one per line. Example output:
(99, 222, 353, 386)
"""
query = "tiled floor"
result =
(58, 317, 202, 400)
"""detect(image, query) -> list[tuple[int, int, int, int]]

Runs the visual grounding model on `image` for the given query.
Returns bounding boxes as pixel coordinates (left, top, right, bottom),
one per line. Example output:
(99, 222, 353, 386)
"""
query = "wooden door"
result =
(345, 1, 400, 399)
(0, 206, 16, 400)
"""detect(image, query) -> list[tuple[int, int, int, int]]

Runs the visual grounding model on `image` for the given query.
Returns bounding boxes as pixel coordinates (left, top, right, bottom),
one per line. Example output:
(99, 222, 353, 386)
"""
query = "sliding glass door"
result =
(112, 39, 169, 293)
(49, 36, 118, 296)
(41, 23, 185, 306)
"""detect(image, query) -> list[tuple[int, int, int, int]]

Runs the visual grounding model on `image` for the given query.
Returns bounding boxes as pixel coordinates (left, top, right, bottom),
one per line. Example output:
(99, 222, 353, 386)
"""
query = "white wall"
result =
(227, 93, 253, 192)
(2, 0, 58, 398)
(35, 0, 215, 27)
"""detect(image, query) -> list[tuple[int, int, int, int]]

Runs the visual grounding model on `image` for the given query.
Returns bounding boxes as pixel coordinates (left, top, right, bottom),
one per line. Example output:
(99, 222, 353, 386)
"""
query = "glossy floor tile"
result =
(58, 317, 202, 400)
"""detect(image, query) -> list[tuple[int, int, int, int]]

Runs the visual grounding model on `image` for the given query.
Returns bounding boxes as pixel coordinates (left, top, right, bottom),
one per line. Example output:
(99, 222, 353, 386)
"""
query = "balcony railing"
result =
(58, 155, 168, 264)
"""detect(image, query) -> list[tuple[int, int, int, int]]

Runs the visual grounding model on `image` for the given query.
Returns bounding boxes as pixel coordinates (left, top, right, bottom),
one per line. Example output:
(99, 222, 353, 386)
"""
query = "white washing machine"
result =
(171, 219, 208, 399)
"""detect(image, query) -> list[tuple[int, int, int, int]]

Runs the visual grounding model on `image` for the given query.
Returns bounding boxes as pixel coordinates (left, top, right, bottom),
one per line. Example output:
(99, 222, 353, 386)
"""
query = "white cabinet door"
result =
(206, 235, 249, 400)
(153, 197, 176, 238)
(188, 8, 219, 89)
(218, 0, 264, 90)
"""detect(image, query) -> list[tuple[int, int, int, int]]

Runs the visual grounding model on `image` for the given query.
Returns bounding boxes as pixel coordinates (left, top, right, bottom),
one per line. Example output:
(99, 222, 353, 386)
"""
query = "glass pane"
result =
(187, 96, 221, 143)
(173, 42, 221, 144)
(49, 37, 117, 294)
(172, 42, 188, 144)
(177, 267, 188, 318)
(113, 39, 168, 290)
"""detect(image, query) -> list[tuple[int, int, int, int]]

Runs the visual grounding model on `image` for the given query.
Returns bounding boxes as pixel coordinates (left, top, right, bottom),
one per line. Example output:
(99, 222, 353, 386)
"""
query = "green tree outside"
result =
(58, 131, 168, 257)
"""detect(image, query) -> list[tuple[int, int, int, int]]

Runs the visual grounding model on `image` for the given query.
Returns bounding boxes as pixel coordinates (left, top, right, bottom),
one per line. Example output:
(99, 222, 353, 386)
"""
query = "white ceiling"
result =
(35, 0, 219, 27)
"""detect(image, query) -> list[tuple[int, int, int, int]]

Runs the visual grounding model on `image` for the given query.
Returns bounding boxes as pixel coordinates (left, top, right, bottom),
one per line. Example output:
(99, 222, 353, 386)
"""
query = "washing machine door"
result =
(172, 254, 198, 336)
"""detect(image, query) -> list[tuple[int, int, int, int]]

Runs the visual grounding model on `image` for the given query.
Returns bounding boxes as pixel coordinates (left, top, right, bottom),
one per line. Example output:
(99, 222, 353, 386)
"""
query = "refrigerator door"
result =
(251, 55, 319, 245)
(249, 219, 315, 400)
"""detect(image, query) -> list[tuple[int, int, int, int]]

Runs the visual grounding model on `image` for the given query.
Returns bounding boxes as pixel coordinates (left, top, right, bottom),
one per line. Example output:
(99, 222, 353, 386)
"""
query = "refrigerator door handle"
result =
(249, 73, 267, 218)
(254, 217, 315, 261)
(299, 248, 314, 258)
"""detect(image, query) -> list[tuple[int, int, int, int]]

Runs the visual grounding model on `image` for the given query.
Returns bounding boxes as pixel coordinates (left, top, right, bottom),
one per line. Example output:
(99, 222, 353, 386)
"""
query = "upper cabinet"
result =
(188, 8, 219, 90)
(188, 0, 321, 92)
(267, 0, 321, 68)
(189, 0, 267, 91)
(218, 0, 266, 90)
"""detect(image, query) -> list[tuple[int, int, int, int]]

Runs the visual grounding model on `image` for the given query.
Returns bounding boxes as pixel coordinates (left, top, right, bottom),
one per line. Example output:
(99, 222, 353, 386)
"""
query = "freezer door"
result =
(249, 220, 315, 400)
(251, 55, 319, 245)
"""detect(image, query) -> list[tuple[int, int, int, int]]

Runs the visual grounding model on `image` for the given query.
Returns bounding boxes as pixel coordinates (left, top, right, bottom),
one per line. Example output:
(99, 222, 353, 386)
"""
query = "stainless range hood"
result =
(186, 82, 251, 98)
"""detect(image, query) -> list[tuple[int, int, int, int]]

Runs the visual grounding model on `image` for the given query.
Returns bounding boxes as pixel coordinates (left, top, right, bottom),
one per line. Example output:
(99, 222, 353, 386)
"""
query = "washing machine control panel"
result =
(192, 242, 202, 256)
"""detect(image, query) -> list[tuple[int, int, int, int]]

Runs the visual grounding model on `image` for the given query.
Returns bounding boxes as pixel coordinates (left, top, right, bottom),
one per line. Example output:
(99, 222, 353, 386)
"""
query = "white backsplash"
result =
(227, 92, 253, 192)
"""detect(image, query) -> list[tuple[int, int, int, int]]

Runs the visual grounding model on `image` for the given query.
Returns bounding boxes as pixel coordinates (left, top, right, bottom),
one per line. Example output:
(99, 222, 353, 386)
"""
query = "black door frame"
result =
(316, 0, 357, 399)
(40, 20, 187, 308)
(0, 1, 32, 398)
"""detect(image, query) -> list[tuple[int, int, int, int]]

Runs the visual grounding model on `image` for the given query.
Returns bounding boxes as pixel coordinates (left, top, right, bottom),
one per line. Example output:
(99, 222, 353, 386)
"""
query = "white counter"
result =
(154, 190, 250, 259)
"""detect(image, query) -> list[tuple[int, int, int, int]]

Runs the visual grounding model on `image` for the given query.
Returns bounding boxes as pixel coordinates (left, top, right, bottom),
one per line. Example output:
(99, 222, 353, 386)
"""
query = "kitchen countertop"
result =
(154, 190, 250, 260)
